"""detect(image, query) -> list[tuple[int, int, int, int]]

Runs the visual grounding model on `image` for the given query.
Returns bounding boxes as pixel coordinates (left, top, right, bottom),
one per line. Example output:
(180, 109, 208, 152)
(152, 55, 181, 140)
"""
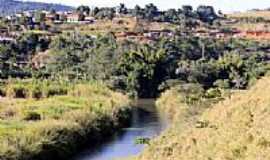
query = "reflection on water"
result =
(73, 99, 167, 160)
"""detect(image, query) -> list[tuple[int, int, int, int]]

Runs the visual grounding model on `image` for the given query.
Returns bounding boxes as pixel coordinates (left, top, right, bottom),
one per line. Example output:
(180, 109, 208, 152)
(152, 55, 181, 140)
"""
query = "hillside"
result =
(229, 10, 270, 20)
(227, 10, 270, 31)
(136, 76, 270, 160)
(0, 0, 73, 15)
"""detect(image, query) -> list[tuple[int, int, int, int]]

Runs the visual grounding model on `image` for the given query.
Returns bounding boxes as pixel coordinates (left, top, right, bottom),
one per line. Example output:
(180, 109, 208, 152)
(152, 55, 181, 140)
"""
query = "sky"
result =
(22, 0, 270, 13)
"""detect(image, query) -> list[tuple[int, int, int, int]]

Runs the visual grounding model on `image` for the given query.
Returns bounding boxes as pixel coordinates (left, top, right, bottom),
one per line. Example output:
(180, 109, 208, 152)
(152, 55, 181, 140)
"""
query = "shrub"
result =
(28, 85, 43, 99)
(5, 83, 28, 98)
(135, 137, 151, 145)
(23, 111, 41, 121)
(42, 84, 68, 98)
(204, 88, 222, 99)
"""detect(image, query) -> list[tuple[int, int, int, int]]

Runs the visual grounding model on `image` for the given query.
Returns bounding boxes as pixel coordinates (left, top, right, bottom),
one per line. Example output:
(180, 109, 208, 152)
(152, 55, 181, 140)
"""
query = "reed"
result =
(0, 81, 131, 160)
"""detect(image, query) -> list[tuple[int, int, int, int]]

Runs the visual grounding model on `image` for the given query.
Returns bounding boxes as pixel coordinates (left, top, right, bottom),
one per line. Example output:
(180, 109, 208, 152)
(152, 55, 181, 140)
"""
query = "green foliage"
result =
(89, 3, 218, 25)
(45, 33, 118, 80)
(1, 30, 269, 98)
(23, 111, 41, 121)
(135, 137, 151, 145)
(174, 83, 205, 104)
(32, 33, 269, 97)
(0, 32, 50, 78)
(204, 88, 222, 99)
(34, 11, 46, 23)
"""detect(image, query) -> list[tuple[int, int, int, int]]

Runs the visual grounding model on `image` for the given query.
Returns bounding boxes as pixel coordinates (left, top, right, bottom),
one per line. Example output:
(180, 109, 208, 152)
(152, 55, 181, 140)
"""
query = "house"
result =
(244, 30, 270, 40)
(144, 29, 174, 39)
(15, 13, 23, 18)
(0, 27, 8, 36)
(0, 36, 15, 43)
(45, 14, 56, 22)
(23, 11, 35, 18)
(67, 14, 80, 23)
(84, 16, 95, 23)
(223, 18, 238, 25)
(114, 31, 145, 41)
(209, 30, 225, 38)
(194, 29, 209, 37)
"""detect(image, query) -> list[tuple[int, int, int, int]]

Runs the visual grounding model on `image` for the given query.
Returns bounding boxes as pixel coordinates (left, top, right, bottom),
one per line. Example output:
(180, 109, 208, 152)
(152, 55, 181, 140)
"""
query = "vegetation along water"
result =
(0, 1, 270, 160)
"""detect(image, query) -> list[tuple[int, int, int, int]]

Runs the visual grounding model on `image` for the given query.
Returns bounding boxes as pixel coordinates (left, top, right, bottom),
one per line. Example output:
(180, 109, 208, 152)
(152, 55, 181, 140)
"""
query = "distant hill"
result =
(0, 0, 74, 16)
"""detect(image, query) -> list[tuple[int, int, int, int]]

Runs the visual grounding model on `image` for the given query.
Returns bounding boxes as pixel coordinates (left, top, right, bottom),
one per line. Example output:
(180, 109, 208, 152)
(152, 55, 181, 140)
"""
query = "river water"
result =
(73, 99, 167, 160)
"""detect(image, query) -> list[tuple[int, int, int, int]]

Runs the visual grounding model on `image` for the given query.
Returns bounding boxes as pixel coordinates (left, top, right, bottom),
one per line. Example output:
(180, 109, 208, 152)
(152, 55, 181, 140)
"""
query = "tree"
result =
(77, 5, 90, 15)
(50, 9, 56, 15)
(132, 5, 143, 18)
(182, 5, 193, 16)
(34, 11, 45, 23)
(197, 5, 218, 24)
(118, 3, 128, 15)
(144, 3, 159, 21)
(164, 9, 178, 22)
(91, 7, 100, 16)
(78, 13, 85, 21)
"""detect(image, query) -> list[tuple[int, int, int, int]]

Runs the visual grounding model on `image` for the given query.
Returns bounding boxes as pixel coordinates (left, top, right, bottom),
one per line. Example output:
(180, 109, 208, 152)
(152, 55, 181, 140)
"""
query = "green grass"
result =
(0, 80, 131, 160)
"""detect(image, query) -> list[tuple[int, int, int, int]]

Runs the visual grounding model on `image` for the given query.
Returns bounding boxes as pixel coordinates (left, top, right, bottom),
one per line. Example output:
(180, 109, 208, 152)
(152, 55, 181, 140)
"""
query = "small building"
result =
(85, 16, 95, 23)
(244, 30, 270, 40)
(144, 29, 174, 39)
(194, 29, 209, 37)
(0, 27, 8, 35)
(45, 14, 55, 22)
(0, 36, 15, 43)
(67, 14, 80, 23)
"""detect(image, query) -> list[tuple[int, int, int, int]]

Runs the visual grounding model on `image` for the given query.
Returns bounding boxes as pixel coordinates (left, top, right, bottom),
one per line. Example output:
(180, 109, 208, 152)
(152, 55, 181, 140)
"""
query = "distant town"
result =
(1, 3, 270, 45)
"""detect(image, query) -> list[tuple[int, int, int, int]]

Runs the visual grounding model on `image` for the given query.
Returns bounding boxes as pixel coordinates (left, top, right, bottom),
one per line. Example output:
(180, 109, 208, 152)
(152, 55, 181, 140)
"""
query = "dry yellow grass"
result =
(135, 76, 270, 160)
(231, 22, 270, 31)
(227, 11, 270, 31)
(229, 11, 270, 20)
(60, 17, 177, 36)
(78, 18, 136, 35)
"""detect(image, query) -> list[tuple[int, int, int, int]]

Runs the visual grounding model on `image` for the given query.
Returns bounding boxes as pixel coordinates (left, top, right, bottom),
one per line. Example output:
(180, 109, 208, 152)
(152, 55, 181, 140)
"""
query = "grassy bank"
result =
(135, 77, 270, 160)
(0, 80, 131, 160)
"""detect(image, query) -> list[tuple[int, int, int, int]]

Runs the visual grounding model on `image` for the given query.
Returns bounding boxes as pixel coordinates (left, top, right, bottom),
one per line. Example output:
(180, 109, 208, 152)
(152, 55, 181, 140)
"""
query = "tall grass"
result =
(0, 80, 131, 160)
(2, 79, 70, 99)
(134, 77, 270, 160)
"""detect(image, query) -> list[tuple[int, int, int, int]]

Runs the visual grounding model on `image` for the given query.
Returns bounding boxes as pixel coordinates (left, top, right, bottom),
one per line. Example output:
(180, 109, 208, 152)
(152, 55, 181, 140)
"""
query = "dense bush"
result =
(89, 4, 218, 25)
(0, 32, 50, 78)
(0, 31, 269, 97)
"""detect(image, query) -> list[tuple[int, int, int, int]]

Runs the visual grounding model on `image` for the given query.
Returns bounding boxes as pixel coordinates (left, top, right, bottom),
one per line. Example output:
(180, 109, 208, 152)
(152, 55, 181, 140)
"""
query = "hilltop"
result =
(0, 0, 73, 15)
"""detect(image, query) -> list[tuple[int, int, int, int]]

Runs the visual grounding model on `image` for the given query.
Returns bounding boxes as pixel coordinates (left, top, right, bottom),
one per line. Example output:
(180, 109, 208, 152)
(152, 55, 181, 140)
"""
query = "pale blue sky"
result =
(22, 0, 270, 13)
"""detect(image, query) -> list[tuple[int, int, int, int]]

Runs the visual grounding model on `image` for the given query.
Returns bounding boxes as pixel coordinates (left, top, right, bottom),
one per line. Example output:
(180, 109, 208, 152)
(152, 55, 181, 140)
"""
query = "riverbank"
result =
(135, 77, 270, 160)
(0, 81, 132, 160)
(74, 99, 167, 160)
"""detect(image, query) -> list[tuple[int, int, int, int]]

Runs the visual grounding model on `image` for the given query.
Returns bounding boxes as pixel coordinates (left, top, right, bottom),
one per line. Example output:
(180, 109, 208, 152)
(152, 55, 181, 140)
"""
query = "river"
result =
(73, 99, 167, 160)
